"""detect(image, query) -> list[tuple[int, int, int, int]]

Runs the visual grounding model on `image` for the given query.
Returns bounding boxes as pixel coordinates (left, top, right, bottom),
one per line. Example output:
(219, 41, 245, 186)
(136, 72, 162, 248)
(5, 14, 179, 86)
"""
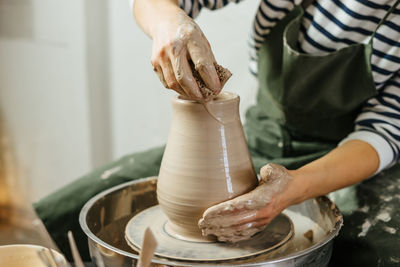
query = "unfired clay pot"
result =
(157, 92, 258, 241)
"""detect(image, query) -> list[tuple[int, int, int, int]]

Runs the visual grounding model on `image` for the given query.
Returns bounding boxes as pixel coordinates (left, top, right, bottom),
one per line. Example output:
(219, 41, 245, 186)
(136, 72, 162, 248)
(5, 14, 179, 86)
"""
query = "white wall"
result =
(110, 0, 259, 159)
(0, 0, 260, 200)
(0, 0, 91, 201)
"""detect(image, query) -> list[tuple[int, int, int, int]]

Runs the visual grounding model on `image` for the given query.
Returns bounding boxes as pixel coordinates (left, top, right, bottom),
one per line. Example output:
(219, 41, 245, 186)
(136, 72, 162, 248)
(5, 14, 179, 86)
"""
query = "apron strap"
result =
(369, 0, 400, 44)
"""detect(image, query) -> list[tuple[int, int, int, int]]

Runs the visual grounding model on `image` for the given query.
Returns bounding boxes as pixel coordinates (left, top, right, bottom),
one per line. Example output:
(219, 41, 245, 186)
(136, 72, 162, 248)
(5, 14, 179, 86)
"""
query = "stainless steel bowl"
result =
(79, 177, 342, 267)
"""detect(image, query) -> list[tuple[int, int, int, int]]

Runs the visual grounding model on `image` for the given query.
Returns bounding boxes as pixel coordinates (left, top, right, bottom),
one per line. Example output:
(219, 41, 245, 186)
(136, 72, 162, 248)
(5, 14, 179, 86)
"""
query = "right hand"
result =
(150, 12, 222, 100)
(198, 164, 294, 242)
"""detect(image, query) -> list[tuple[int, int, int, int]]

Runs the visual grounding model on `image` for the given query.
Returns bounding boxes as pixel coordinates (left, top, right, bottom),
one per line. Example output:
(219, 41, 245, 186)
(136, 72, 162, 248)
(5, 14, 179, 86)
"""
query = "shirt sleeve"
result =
(340, 72, 400, 173)
(250, 0, 300, 50)
(178, 0, 246, 18)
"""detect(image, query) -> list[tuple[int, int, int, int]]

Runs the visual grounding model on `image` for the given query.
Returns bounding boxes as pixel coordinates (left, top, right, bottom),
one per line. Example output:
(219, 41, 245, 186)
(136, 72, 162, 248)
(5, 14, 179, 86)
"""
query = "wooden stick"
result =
(137, 227, 158, 267)
(67, 231, 85, 267)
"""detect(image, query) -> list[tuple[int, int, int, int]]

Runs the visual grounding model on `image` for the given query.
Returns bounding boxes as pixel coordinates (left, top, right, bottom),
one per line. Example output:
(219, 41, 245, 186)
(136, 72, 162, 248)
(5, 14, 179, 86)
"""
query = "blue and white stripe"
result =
(178, 0, 400, 172)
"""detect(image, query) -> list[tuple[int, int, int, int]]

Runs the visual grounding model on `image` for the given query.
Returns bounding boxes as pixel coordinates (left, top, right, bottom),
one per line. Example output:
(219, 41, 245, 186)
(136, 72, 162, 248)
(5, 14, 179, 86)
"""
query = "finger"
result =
(250, 218, 271, 228)
(187, 44, 221, 92)
(200, 209, 258, 228)
(203, 198, 263, 221)
(201, 223, 256, 236)
(203, 201, 274, 228)
(233, 217, 271, 230)
(218, 210, 271, 230)
(214, 219, 269, 236)
(202, 203, 243, 220)
(171, 53, 203, 99)
(202, 191, 258, 219)
(152, 63, 168, 89)
(159, 59, 186, 96)
(260, 163, 288, 183)
(204, 224, 266, 243)
(233, 211, 269, 226)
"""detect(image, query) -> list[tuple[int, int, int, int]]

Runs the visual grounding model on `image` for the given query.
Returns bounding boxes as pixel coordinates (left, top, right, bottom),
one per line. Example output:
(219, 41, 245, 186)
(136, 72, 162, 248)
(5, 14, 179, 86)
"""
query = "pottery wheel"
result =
(125, 205, 294, 262)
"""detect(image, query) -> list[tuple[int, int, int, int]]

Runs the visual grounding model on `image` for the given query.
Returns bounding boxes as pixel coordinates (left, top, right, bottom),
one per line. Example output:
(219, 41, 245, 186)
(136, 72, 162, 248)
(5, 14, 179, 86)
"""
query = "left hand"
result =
(198, 163, 294, 243)
(150, 12, 222, 100)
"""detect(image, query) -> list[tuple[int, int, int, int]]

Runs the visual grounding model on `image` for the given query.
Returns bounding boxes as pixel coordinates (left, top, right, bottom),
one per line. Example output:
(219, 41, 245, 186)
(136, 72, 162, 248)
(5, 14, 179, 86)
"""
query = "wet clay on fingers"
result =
(193, 62, 232, 123)
(157, 92, 258, 241)
(154, 14, 225, 99)
(190, 61, 232, 100)
(198, 163, 292, 242)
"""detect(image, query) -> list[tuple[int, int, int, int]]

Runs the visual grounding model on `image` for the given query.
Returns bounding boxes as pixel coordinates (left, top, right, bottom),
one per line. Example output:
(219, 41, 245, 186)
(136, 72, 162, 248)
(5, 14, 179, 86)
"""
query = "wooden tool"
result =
(137, 227, 158, 267)
(68, 231, 84, 267)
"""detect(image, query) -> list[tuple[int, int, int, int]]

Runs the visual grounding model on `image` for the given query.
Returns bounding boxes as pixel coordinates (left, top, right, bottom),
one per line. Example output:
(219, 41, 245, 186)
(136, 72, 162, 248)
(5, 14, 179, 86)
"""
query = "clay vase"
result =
(157, 91, 258, 241)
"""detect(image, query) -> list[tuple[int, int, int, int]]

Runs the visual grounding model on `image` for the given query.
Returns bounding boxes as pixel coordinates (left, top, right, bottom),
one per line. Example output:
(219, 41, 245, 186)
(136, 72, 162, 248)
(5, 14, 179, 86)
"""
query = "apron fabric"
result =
(328, 164, 400, 267)
(244, 1, 397, 170)
(35, 1, 400, 265)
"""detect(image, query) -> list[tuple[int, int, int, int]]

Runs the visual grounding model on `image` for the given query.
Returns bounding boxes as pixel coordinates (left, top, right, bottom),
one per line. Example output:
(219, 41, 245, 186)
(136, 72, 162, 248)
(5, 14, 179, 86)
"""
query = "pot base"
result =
(125, 205, 294, 262)
(163, 221, 216, 243)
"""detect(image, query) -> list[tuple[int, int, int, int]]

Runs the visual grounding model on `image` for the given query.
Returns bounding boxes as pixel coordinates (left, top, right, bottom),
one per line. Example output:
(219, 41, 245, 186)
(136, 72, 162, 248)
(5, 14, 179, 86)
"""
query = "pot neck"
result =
(171, 92, 240, 124)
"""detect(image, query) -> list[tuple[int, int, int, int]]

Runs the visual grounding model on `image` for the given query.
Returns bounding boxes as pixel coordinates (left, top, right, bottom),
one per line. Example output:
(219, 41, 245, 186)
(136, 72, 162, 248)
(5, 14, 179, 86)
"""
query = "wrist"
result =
(135, 0, 184, 38)
(280, 169, 311, 207)
(149, 5, 186, 38)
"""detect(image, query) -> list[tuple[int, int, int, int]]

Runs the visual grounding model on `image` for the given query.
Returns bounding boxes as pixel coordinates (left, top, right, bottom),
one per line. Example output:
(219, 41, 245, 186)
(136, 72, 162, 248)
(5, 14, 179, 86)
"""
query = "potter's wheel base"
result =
(125, 205, 294, 262)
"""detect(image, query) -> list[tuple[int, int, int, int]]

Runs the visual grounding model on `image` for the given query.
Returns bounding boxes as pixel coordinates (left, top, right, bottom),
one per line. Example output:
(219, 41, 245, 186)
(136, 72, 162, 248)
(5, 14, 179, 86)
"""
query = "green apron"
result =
(245, 1, 399, 171)
(35, 1, 400, 265)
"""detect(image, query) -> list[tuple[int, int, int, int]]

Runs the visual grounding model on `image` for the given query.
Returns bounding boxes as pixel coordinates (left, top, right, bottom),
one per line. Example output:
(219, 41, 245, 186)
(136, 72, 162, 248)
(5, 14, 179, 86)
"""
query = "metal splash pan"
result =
(79, 177, 342, 267)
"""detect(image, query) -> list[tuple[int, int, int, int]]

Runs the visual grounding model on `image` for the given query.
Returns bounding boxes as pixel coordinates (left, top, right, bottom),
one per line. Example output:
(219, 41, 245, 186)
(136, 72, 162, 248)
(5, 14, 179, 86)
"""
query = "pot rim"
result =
(174, 91, 239, 105)
(79, 177, 343, 266)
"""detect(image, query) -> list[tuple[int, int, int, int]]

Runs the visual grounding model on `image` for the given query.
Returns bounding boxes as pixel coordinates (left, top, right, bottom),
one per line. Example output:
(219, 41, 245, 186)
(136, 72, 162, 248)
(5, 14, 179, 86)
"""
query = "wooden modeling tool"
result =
(137, 227, 158, 267)
(68, 231, 84, 267)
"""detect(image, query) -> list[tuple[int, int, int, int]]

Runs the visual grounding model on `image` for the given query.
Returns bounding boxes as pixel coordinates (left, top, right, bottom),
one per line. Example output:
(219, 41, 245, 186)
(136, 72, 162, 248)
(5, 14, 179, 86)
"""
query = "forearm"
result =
(133, 0, 182, 38)
(286, 140, 379, 205)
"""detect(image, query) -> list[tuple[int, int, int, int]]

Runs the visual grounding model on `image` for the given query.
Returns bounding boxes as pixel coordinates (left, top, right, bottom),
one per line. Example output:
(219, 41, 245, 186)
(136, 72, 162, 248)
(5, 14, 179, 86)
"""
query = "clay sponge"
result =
(190, 61, 232, 100)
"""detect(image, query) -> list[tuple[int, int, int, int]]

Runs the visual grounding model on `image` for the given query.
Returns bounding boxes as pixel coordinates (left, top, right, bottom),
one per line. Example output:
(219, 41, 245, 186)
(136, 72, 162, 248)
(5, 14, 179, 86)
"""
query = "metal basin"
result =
(79, 177, 342, 266)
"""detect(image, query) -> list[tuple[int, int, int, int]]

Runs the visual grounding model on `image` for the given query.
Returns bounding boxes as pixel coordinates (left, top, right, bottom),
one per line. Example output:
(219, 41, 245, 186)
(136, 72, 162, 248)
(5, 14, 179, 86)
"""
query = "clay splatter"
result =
(303, 229, 314, 242)
(101, 166, 123, 180)
(383, 226, 397, 234)
(358, 205, 370, 213)
(358, 219, 372, 237)
(380, 195, 393, 202)
(390, 256, 400, 263)
(376, 211, 391, 222)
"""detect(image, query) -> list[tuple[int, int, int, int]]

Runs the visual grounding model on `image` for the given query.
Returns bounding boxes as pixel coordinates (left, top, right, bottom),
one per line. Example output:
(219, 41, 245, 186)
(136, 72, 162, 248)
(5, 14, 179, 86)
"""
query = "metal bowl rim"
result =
(79, 177, 343, 266)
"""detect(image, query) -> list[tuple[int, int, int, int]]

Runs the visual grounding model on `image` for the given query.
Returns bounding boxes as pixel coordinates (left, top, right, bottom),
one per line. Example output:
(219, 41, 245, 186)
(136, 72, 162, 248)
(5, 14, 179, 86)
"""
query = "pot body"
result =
(157, 92, 258, 238)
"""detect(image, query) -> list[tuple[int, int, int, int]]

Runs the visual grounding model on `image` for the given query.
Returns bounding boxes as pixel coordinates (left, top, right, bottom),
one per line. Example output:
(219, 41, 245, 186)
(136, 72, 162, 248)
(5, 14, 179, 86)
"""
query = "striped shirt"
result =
(178, 0, 400, 173)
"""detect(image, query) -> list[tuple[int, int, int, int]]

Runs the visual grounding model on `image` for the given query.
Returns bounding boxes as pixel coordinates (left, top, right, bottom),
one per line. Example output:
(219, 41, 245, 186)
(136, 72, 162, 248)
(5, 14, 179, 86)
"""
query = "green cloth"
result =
(34, 146, 165, 261)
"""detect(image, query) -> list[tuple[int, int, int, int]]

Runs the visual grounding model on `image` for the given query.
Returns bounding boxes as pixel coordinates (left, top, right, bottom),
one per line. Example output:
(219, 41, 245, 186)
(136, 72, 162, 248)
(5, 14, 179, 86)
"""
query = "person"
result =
(35, 0, 400, 266)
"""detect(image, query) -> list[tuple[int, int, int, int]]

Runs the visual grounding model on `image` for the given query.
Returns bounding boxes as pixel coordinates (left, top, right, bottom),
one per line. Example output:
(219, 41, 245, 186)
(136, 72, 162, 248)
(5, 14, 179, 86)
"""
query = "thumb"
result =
(260, 163, 289, 184)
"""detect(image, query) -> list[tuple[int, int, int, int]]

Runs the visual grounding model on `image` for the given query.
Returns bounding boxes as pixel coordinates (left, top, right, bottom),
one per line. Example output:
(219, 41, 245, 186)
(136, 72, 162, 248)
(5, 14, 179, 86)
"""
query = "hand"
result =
(198, 163, 294, 243)
(150, 11, 222, 100)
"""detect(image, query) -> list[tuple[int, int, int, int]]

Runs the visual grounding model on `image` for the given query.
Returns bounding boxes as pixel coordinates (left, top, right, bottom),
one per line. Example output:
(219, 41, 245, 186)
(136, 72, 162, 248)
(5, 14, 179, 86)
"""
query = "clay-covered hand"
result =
(198, 163, 292, 243)
(151, 11, 222, 100)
